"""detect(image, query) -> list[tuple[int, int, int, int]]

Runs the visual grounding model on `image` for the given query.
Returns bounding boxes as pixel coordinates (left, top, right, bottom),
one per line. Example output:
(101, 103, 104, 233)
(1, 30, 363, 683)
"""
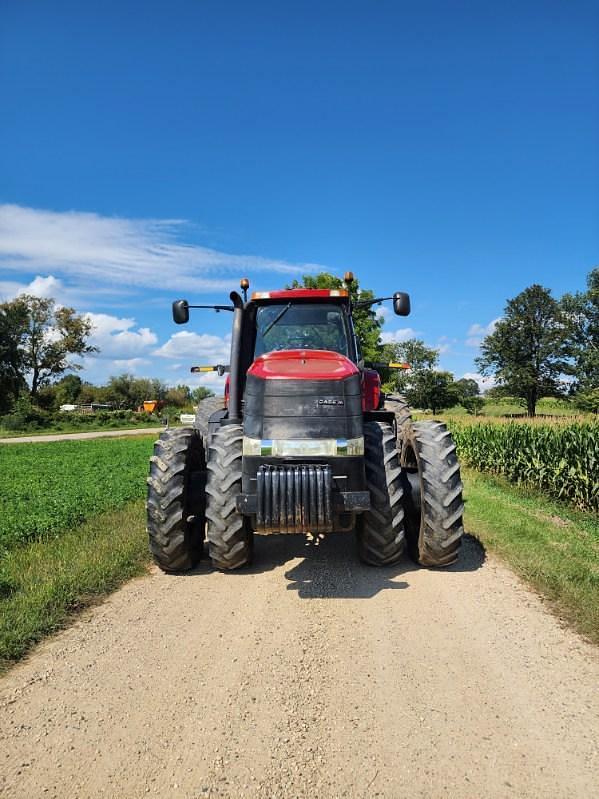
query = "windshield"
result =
(255, 303, 349, 358)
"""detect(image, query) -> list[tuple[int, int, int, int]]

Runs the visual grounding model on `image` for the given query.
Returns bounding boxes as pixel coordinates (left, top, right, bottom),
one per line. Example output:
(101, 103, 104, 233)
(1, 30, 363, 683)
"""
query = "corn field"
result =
(448, 420, 599, 512)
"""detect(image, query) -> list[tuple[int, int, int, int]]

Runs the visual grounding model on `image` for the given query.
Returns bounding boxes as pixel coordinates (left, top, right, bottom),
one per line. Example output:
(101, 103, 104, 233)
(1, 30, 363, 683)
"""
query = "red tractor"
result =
(147, 274, 463, 572)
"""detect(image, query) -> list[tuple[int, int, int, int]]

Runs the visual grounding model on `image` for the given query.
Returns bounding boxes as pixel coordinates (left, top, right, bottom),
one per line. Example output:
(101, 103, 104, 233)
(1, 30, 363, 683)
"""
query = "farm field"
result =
(0, 436, 155, 550)
(448, 418, 598, 512)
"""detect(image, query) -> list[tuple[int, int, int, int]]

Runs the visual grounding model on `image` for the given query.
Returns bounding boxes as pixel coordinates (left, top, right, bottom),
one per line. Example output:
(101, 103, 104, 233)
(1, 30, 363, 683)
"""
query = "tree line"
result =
(0, 294, 212, 418)
(1, 268, 596, 420)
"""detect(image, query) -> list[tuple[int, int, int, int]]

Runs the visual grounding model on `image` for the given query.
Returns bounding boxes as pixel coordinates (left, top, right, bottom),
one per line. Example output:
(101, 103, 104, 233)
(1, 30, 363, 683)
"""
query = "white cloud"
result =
(375, 305, 391, 321)
(460, 372, 497, 392)
(0, 273, 87, 306)
(84, 312, 158, 358)
(153, 331, 231, 364)
(381, 327, 418, 344)
(0, 204, 328, 295)
(112, 358, 150, 371)
(466, 318, 501, 348)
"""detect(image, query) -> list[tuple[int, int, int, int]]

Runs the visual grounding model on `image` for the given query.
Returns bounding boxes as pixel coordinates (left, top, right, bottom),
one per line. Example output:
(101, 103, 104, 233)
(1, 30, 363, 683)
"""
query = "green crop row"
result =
(0, 436, 155, 553)
(448, 420, 598, 512)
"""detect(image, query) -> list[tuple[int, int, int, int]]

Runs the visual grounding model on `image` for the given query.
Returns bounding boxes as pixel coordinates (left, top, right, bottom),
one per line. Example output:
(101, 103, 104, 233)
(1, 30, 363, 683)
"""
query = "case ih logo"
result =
(318, 398, 344, 406)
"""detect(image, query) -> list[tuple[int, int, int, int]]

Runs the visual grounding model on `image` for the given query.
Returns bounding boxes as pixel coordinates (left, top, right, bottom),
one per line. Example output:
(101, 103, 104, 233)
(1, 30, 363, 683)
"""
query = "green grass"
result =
(463, 468, 599, 643)
(0, 436, 155, 550)
(0, 500, 150, 671)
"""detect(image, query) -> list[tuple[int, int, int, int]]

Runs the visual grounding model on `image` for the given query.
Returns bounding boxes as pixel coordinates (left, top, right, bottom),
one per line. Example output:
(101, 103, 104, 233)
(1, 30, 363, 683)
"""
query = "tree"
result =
(404, 370, 460, 415)
(0, 294, 97, 400)
(0, 298, 29, 412)
(454, 378, 483, 415)
(462, 396, 485, 415)
(191, 386, 214, 404)
(561, 267, 598, 396)
(573, 387, 599, 414)
(164, 384, 192, 407)
(382, 339, 439, 394)
(288, 272, 385, 362)
(105, 374, 167, 409)
(55, 375, 83, 405)
(78, 382, 109, 405)
(455, 378, 480, 402)
(476, 284, 568, 417)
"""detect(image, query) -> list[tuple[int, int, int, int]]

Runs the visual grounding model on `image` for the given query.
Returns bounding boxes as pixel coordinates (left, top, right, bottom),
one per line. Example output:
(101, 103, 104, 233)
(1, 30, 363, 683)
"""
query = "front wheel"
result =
(205, 424, 253, 570)
(400, 421, 464, 567)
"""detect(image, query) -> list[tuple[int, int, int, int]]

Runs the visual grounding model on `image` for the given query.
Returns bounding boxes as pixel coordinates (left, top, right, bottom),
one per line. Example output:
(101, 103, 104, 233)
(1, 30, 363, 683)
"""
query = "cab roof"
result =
(250, 288, 349, 302)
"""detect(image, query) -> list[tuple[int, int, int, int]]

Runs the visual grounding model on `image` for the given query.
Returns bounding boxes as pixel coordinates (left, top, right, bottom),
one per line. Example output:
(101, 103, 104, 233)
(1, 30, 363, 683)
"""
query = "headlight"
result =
(242, 437, 364, 457)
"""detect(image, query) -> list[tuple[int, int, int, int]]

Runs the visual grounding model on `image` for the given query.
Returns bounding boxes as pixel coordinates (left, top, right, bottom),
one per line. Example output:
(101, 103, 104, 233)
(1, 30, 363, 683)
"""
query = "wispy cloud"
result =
(380, 327, 418, 344)
(0, 204, 327, 295)
(112, 358, 151, 371)
(466, 318, 501, 348)
(153, 331, 231, 363)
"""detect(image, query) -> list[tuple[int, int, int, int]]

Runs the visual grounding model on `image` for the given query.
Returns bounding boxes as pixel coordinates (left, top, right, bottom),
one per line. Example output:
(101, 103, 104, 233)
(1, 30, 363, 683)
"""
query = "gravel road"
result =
(1, 533, 597, 798)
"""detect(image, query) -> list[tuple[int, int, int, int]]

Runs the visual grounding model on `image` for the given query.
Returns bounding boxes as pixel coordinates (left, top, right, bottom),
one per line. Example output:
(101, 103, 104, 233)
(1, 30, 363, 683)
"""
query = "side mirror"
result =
(393, 292, 411, 316)
(172, 299, 189, 324)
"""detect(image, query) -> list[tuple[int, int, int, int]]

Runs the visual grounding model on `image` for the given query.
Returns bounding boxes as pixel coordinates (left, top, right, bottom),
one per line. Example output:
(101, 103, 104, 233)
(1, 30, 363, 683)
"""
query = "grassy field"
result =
(0, 437, 155, 549)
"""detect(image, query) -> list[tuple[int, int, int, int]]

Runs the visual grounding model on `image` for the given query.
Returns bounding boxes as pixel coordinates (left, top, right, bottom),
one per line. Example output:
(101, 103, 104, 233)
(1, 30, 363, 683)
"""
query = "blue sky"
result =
(1, 0, 597, 392)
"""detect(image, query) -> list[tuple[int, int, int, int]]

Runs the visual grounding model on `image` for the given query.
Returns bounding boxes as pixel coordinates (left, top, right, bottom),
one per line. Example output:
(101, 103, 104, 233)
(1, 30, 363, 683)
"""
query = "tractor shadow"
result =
(244, 530, 486, 599)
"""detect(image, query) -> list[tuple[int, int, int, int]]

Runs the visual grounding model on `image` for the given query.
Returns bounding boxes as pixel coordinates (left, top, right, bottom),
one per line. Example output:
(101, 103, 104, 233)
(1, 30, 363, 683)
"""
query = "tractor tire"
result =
(205, 424, 253, 570)
(356, 421, 405, 566)
(385, 394, 412, 455)
(195, 395, 226, 445)
(146, 427, 206, 573)
(400, 420, 464, 567)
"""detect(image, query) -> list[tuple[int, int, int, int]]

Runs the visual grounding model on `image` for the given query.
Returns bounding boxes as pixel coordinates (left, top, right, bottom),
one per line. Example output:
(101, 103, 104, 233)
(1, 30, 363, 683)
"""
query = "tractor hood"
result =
(247, 349, 359, 381)
(243, 350, 362, 442)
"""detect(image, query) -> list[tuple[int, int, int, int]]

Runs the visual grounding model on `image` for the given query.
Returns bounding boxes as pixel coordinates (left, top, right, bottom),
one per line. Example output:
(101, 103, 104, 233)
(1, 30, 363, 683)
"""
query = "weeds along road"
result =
(1, 533, 597, 799)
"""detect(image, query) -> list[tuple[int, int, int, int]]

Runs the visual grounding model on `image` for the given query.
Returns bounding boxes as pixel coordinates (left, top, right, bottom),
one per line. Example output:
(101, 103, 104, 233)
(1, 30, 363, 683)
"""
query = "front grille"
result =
(255, 464, 333, 533)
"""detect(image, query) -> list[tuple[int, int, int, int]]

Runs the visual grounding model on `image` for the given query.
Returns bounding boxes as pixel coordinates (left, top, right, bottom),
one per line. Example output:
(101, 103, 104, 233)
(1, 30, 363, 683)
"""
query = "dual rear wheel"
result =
(355, 418, 463, 567)
(147, 423, 253, 573)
